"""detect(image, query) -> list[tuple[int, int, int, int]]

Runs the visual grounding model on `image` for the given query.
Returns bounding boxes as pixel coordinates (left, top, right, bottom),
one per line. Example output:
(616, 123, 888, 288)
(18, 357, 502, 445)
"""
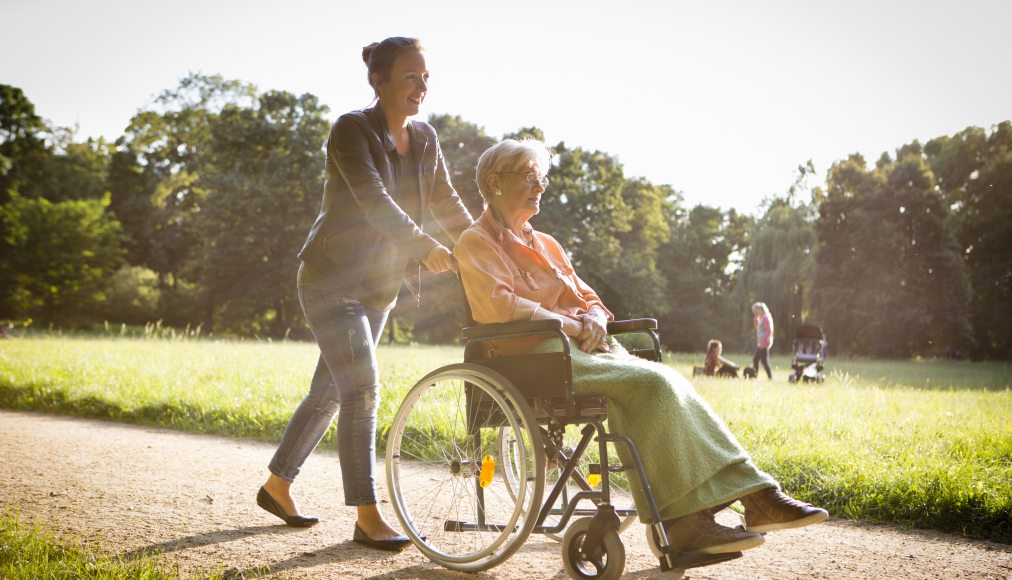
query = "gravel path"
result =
(2, 410, 1009, 579)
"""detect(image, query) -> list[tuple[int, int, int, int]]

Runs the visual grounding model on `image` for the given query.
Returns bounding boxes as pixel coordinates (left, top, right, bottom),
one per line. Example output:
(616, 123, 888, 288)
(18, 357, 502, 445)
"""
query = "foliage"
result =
(536, 141, 673, 322)
(733, 161, 828, 353)
(0, 194, 125, 324)
(0, 337, 1009, 542)
(1, 84, 110, 203)
(196, 90, 330, 337)
(101, 266, 162, 325)
(658, 203, 754, 351)
(813, 151, 973, 357)
(29, 129, 110, 202)
(428, 113, 493, 217)
(925, 122, 1012, 358)
(735, 202, 816, 352)
(109, 74, 258, 329)
(0, 84, 48, 203)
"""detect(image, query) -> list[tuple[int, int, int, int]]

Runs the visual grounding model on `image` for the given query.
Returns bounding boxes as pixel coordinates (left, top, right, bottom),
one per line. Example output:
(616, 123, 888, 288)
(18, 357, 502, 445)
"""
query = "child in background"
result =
(704, 339, 740, 378)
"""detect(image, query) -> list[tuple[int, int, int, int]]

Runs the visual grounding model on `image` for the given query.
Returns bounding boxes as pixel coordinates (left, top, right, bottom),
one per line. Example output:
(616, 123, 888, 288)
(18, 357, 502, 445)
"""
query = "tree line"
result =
(1, 76, 1009, 358)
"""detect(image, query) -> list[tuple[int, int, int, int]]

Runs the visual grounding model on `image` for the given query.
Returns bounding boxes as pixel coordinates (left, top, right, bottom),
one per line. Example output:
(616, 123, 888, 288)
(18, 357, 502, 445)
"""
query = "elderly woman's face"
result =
(494, 160, 548, 220)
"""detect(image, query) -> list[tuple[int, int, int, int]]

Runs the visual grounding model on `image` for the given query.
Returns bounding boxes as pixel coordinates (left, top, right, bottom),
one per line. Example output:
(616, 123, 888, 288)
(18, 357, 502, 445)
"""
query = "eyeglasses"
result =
(499, 171, 549, 188)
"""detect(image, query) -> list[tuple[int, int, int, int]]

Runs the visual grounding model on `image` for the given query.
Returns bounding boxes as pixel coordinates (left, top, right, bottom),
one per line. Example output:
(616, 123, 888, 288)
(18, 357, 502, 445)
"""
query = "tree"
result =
(197, 90, 330, 336)
(32, 128, 110, 202)
(428, 114, 493, 218)
(658, 202, 755, 352)
(925, 123, 1012, 358)
(608, 178, 674, 317)
(1, 85, 110, 203)
(111, 74, 258, 329)
(0, 84, 48, 202)
(0, 193, 125, 324)
(734, 162, 820, 353)
(734, 200, 815, 353)
(813, 152, 973, 357)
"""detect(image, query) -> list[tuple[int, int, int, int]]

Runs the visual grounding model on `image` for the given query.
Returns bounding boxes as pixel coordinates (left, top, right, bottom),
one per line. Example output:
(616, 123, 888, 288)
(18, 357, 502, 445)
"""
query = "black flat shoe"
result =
(256, 487, 319, 527)
(353, 523, 412, 552)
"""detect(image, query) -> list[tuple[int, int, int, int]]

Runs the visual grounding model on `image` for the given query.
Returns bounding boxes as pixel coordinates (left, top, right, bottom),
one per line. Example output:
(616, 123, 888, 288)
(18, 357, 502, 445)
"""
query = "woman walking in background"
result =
(256, 36, 473, 551)
(751, 302, 774, 380)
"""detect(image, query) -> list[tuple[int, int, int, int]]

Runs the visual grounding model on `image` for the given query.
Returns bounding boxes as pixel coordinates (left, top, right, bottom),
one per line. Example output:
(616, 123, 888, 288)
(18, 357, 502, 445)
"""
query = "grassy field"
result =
(1, 335, 1009, 542)
(0, 512, 214, 579)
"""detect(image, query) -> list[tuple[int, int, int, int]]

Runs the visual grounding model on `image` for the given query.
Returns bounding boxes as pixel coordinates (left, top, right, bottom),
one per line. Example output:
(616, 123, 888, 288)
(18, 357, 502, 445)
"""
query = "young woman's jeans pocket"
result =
(268, 285, 389, 506)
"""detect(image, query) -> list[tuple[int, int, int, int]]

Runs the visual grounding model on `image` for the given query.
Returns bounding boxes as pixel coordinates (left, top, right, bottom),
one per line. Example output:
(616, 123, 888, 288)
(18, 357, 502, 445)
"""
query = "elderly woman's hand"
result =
(577, 309, 609, 353)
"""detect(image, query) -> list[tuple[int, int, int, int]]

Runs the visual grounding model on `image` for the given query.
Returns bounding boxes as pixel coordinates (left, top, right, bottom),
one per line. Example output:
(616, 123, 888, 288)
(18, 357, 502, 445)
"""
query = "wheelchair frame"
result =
(386, 317, 741, 578)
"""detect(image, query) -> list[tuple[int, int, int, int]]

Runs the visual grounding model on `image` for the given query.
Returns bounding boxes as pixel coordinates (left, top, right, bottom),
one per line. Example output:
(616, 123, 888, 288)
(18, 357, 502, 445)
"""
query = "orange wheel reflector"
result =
(479, 454, 495, 488)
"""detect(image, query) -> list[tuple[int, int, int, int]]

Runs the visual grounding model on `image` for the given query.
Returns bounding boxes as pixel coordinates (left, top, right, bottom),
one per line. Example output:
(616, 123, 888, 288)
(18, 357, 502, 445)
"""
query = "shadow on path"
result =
(242, 540, 477, 578)
(120, 524, 292, 560)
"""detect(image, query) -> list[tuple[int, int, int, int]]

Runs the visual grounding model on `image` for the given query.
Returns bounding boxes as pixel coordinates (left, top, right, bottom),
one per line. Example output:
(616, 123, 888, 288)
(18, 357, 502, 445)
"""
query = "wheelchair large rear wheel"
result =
(386, 364, 545, 572)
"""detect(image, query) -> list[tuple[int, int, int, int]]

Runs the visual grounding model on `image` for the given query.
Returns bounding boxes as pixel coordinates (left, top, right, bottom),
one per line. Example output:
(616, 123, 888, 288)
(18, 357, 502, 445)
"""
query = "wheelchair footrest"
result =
(661, 550, 742, 572)
(443, 520, 517, 533)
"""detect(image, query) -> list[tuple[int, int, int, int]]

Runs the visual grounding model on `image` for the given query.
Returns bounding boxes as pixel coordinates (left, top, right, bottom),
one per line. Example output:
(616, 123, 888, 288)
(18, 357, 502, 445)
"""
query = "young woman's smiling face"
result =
(376, 49, 428, 118)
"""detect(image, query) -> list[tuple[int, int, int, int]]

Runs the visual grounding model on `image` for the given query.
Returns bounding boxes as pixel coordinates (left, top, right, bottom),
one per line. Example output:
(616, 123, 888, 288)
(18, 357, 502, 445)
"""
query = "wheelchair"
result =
(385, 317, 743, 579)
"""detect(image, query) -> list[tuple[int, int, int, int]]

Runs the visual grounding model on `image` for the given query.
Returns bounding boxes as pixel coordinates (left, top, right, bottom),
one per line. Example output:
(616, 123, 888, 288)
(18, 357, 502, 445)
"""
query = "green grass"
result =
(1, 336, 1010, 542)
(0, 335, 457, 444)
(0, 512, 200, 579)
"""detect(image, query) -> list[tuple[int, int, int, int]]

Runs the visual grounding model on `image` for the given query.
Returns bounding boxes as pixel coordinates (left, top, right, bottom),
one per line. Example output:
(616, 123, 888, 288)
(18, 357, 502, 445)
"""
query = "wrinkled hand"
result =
(576, 311, 609, 353)
(422, 245, 457, 274)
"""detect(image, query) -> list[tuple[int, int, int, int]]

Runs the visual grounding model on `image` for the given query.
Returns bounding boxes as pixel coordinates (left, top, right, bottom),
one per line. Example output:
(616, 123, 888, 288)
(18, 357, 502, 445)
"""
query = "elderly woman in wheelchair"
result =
(384, 138, 827, 578)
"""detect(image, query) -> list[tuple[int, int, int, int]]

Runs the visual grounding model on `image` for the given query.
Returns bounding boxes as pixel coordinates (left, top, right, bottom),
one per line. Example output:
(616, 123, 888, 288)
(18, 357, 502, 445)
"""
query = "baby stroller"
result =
(787, 324, 827, 384)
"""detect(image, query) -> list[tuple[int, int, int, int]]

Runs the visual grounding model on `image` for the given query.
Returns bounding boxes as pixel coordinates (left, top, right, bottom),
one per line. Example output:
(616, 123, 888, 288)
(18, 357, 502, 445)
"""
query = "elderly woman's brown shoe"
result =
(740, 487, 829, 532)
(664, 511, 764, 554)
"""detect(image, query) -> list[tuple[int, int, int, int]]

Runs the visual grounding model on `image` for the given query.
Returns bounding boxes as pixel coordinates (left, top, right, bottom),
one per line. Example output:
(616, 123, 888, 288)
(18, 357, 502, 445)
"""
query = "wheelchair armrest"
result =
(608, 318, 658, 333)
(608, 318, 662, 363)
(461, 318, 563, 340)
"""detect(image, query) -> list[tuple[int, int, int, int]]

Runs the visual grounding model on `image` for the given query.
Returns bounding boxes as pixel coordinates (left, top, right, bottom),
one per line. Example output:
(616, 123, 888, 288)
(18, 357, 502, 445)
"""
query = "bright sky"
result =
(3, 0, 1011, 213)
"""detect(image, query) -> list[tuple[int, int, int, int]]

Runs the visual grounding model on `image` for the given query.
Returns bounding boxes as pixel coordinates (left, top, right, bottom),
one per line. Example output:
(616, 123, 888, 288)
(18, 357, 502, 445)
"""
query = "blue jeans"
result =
(268, 285, 389, 506)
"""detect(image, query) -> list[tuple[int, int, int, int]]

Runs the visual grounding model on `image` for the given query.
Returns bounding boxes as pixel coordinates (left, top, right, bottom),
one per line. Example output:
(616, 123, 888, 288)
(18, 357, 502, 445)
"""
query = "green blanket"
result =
(534, 338, 776, 523)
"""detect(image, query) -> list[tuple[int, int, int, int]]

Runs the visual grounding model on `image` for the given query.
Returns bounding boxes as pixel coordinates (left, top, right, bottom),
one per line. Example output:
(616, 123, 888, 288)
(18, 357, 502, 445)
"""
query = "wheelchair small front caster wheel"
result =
(562, 517, 625, 579)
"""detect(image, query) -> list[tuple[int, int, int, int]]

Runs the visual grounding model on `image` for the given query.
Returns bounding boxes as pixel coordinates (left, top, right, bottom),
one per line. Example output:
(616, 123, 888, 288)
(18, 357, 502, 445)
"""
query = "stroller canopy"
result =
(794, 324, 825, 340)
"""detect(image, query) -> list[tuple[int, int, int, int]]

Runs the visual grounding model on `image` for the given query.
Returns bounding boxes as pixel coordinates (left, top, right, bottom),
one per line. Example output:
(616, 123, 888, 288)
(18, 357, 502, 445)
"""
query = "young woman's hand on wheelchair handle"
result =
(422, 244, 457, 274)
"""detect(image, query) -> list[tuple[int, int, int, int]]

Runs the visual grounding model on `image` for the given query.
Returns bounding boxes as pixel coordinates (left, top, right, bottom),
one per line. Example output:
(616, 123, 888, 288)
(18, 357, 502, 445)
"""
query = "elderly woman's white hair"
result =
(474, 138, 553, 203)
(751, 302, 770, 316)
